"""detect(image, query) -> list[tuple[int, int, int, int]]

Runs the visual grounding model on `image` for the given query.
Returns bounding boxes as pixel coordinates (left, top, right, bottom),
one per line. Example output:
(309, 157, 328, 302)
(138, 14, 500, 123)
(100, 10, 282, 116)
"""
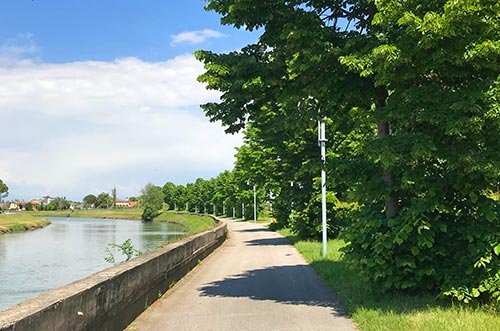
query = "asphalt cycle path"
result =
(127, 218, 356, 331)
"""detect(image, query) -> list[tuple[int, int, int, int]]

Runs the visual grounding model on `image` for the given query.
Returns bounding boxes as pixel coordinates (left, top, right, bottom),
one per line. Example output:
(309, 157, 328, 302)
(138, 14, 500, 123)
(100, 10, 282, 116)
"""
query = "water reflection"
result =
(0, 217, 185, 310)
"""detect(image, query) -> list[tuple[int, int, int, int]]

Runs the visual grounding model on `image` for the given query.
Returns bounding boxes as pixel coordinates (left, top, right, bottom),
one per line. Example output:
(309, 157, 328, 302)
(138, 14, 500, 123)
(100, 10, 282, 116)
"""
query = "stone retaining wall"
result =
(0, 217, 227, 331)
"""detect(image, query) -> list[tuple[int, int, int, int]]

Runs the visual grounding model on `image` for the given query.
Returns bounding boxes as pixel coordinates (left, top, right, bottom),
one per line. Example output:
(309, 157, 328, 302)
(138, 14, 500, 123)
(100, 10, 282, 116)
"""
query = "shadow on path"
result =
(198, 265, 348, 317)
(236, 228, 271, 233)
(244, 237, 290, 246)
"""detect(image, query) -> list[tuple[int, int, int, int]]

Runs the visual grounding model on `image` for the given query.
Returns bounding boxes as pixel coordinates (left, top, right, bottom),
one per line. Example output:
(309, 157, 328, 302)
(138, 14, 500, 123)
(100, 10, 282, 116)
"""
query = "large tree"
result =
(140, 183, 165, 221)
(96, 192, 112, 209)
(83, 194, 97, 208)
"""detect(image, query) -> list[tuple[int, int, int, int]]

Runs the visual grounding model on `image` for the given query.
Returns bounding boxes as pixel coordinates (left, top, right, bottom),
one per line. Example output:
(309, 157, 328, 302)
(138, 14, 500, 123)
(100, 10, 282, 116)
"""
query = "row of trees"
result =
(194, 0, 500, 304)
(161, 170, 265, 220)
(83, 192, 116, 209)
(82, 188, 139, 209)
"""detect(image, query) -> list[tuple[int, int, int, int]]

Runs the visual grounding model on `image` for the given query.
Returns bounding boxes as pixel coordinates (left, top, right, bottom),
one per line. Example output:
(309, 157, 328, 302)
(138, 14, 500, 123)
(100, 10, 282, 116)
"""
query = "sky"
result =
(0, 0, 259, 201)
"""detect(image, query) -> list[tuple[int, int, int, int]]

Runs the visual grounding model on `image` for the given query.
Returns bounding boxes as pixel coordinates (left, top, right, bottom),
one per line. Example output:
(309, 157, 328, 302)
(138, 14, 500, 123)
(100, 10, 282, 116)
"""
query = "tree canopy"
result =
(195, 0, 500, 303)
(83, 194, 97, 208)
(0, 180, 8, 201)
(140, 183, 165, 221)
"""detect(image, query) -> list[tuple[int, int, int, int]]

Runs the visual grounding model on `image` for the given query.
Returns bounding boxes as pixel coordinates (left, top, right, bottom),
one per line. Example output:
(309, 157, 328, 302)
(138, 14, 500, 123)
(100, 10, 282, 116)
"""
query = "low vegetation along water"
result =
(0, 217, 185, 310)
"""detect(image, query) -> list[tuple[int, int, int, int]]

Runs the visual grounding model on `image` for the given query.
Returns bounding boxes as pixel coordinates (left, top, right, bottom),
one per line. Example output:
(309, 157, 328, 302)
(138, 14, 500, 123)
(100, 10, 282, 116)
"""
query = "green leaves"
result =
(198, 0, 500, 304)
(494, 244, 500, 256)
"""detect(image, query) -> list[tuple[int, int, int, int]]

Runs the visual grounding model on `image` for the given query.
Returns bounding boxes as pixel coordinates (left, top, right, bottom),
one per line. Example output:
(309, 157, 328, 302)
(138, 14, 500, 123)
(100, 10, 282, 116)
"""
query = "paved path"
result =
(127, 219, 356, 331)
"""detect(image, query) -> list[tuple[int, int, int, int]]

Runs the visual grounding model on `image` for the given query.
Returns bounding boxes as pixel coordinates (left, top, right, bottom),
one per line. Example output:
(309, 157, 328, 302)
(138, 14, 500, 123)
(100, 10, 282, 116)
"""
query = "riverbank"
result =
(278, 229, 500, 331)
(0, 213, 50, 234)
(32, 209, 217, 235)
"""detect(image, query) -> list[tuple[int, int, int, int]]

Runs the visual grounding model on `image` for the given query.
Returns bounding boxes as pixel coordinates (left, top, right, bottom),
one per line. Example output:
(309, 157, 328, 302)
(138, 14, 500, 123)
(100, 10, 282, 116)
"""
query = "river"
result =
(0, 217, 185, 310)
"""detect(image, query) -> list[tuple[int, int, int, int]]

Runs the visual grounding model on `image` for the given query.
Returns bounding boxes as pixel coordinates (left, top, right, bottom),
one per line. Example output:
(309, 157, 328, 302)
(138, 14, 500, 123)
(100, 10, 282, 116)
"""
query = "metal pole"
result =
(242, 203, 245, 219)
(233, 207, 235, 218)
(319, 118, 328, 257)
(223, 204, 225, 216)
(213, 203, 215, 215)
(253, 185, 257, 222)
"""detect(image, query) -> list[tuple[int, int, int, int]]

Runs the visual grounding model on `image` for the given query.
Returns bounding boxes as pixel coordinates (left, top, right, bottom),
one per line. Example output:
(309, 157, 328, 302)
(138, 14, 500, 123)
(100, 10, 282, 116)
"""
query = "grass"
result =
(278, 228, 500, 331)
(31, 208, 218, 236)
(0, 213, 50, 233)
(155, 211, 218, 235)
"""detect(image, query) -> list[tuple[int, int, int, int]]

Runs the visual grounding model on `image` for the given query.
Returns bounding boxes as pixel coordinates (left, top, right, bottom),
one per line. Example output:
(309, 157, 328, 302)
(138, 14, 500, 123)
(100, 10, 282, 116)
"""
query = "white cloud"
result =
(170, 29, 226, 46)
(0, 54, 241, 200)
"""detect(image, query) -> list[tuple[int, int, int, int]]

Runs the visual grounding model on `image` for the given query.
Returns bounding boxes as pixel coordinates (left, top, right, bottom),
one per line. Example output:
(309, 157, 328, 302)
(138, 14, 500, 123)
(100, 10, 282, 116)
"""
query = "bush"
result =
(342, 192, 500, 301)
(289, 192, 356, 240)
(141, 206, 157, 222)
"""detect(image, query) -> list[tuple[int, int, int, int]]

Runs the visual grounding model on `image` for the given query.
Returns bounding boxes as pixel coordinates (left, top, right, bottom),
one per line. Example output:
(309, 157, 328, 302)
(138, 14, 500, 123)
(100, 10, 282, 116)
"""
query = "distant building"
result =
(70, 202, 84, 210)
(8, 202, 19, 211)
(115, 199, 138, 208)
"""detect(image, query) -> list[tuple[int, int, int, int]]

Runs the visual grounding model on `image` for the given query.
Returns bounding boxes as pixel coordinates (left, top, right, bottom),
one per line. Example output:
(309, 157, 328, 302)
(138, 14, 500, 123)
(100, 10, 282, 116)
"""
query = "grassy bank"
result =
(155, 212, 218, 234)
(32, 209, 217, 235)
(278, 229, 500, 331)
(0, 213, 50, 233)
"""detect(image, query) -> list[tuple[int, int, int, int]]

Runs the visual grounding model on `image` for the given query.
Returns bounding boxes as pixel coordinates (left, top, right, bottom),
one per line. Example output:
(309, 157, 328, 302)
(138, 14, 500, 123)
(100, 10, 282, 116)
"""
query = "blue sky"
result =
(0, 1, 259, 201)
(0, 0, 257, 62)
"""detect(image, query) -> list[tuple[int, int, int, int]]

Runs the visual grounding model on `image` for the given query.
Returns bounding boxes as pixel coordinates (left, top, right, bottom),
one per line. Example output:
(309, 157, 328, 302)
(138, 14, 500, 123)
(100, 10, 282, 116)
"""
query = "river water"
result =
(0, 217, 185, 310)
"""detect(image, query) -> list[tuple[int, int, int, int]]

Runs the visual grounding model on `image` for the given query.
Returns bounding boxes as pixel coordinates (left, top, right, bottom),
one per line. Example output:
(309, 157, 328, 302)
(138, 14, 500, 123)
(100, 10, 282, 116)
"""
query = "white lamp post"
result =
(318, 117, 328, 257)
(253, 185, 257, 222)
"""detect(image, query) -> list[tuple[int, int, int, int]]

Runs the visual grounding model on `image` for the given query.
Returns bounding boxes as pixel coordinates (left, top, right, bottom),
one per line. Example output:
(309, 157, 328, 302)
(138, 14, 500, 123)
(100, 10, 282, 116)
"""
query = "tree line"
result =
(192, 0, 500, 304)
(161, 170, 265, 220)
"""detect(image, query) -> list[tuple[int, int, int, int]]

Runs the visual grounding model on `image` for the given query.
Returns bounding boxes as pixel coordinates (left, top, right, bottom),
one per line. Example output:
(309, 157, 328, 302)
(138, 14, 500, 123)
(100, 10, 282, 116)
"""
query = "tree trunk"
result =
(375, 87, 399, 219)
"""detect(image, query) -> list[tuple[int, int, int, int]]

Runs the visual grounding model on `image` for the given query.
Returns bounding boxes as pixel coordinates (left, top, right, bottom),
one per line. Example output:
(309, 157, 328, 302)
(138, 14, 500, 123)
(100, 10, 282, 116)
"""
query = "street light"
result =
(318, 117, 328, 257)
(253, 184, 257, 222)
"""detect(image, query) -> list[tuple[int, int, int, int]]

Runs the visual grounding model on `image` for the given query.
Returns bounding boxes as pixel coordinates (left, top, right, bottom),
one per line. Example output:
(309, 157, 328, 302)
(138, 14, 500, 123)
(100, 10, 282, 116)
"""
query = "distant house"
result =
(115, 199, 138, 208)
(115, 199, 131, 208)
(8, 202, 19, 211)
(70, 203, 84, 210)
